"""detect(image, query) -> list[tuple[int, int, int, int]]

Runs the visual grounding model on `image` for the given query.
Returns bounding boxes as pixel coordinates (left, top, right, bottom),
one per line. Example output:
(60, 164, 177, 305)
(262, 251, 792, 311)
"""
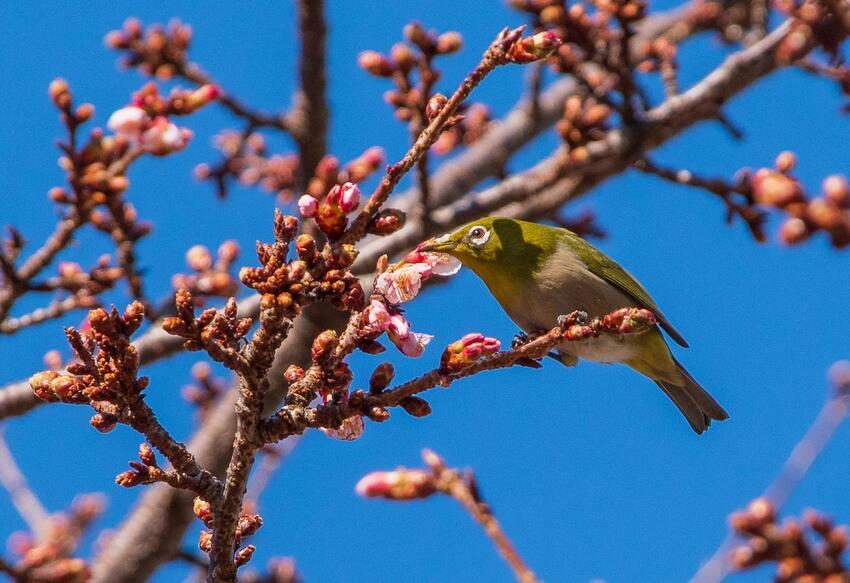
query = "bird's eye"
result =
(467, 225, 490, 248)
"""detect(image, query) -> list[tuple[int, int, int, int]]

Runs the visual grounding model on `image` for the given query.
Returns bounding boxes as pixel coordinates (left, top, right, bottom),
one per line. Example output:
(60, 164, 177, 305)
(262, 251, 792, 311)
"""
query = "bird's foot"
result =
(557, 311, 589, 329)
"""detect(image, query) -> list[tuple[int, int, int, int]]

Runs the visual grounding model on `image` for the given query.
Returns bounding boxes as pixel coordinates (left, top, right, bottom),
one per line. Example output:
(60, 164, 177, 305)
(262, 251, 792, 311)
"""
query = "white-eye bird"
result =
(420, 217, 728, 434)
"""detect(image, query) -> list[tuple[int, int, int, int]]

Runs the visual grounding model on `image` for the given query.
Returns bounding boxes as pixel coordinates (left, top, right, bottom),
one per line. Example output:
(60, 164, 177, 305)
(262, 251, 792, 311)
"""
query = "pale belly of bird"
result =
(506, 247, 643, 364)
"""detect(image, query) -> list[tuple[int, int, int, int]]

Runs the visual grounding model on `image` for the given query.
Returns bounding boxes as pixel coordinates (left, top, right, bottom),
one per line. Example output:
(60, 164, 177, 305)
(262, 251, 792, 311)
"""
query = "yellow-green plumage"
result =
(422, 217, 728, 434)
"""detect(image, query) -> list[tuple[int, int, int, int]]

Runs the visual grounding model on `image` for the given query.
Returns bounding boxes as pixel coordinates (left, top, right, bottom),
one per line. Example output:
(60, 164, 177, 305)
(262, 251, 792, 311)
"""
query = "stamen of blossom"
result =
(374, 250, 461, 305)
(298, 194, 318, 217)
(355, 469, 437, 500)
(440, 333, 501, 373)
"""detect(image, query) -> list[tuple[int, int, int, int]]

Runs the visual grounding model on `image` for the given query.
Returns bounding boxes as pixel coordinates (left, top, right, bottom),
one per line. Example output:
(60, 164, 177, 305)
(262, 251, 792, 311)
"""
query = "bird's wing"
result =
(562, 230, 690, 348)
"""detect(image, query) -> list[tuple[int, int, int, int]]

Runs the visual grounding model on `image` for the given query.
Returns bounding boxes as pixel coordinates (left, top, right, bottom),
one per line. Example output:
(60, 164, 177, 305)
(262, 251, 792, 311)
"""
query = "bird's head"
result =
(419, 217, 551, 279)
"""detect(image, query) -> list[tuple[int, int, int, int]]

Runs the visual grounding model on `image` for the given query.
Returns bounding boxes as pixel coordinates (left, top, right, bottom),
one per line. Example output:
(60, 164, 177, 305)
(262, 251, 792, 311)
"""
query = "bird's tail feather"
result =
(654, 358, 728, 434)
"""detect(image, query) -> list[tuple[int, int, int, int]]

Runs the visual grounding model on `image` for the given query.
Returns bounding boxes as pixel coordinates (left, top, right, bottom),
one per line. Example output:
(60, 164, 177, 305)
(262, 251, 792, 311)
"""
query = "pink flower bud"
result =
(338, 182, 361, 213)
(441, 333, 501, 372)
(298, 194, 318, 217)
(358, 51, 394, 77)
(355, 469, 437, 500)
(107, 106, 149, 138)
(187, 84, 221, 109)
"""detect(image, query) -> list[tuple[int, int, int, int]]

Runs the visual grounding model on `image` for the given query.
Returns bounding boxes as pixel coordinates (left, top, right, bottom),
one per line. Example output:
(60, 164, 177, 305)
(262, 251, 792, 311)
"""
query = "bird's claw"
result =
(557, 311, 588, 329)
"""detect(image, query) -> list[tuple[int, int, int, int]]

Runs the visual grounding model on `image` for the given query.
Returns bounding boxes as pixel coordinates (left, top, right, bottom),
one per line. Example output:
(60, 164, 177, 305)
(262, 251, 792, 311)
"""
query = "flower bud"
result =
(391, 43, 416, 71)
(436, 31, 463, 54)
(284, 364, 305, 383)
(779, 217, 809, 244)
(90, 412, 119, 433)
(186, 245, 213, 271)
(355, 469, 437, 500)
(507, 31, 562, 63)
(425, 93, 448, 121)
(295, 234, 318, 262)
(49, 78, 71, 109)
(358, 51, 394, 77)
(823, 175, 850, 209)
(399, 396, 431, 417)
(367, 208, 406, 236)
(774, 150, 797, 173)
(193, 497, 214, 527)
(298, 194, 318, 217)
(311, 330, 339, 363)
(751, 169, 804, 208)
(369, 362, 395, 393)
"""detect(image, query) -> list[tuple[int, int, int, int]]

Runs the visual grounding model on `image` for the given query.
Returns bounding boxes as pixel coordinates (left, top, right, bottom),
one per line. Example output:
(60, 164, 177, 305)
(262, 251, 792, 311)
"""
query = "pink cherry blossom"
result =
(375, 262, 431, 305)
(298, 194, 318, 218)
(386, 313, 432, 357)
(107, 106, 148, 138)
(140, 117, 192, 155)
(366, 299, 391, 332)
(320, 415, 365, 441)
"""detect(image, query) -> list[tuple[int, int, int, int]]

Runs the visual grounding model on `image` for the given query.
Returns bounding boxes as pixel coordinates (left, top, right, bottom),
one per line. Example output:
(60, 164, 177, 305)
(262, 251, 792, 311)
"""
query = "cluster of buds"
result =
(304, 148, 385, 199)
(361, 22, 464, 132)
(172, 241, 240, 300)
(163, 291, 252, 363)
(432, 103, 493, 156)
(239, 212, 312, 313)
(30, 302, 147, 432)
(298, 182, 362, 239)
(105, 18, 192, 80)
(115, 443, 164, 487)
(182, 361, 226, 419)
(48, 80, 141, 211)
(594, 0, 647, 22)
(359, 23, 463, 80)
(107, 82, 219, 156)
(557, 95, 611, 157)
(440, 333, 502, 373)
(746, 152, 850, 247)
(196, 132, 300, 201)
(53, 256, 124, 296)
(774, 0, 847, 63)
(194, 498, 263, 569)
(6, 494, 104, 582)
(729, 498, 849, 581)
(558, 307, 657, 341)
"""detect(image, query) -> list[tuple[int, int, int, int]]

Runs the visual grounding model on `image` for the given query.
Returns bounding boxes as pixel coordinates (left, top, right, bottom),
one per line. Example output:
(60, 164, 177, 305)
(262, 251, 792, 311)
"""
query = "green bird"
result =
(420, 217, 728, 434)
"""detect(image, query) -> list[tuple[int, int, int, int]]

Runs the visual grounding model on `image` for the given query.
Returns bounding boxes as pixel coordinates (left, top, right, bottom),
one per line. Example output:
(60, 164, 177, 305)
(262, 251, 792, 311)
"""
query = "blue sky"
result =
(1, 2, 849, 582)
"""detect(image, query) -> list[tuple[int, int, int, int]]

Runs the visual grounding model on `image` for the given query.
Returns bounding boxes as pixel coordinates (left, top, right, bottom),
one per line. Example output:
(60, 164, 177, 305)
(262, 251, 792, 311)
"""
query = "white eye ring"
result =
(467, 225, 490, 248)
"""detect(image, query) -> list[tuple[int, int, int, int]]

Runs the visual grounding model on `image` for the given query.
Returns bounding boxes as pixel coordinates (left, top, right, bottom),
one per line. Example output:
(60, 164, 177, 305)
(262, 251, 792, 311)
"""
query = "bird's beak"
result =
(418, 234, 457, 253)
